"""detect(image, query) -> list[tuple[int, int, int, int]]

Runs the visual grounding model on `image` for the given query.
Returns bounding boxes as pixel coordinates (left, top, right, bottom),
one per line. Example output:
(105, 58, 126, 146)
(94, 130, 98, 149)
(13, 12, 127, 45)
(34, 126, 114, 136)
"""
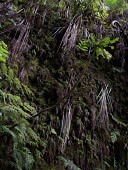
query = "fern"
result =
(23, 102, 37, 115)
(22, 84, 34, 96)
(96, 48, 112, 60)
(0, 90, 36, 116)
(77, 39, 90, 52)
(0, 89, 7, 104)
(1, 116, 39, 170)
(27, 127, 39, 142)
(58, 156, 81, 170)
(77, 34, 119, 60)
(1, 105, 31, 119)
(0, 63, 33, 97)
(14, 77, 24, 93)
(0, 88, 41, 170)
(6, 68, 15, 85)
(104, 0, 127, 12)
(0, 41, 8, 63)
(111, 130, 120, 143)
(2, 125, 16, 139)
(1, 63, 8, 75)
(13, 147, 34, 170)
(91, 0, 109, 20)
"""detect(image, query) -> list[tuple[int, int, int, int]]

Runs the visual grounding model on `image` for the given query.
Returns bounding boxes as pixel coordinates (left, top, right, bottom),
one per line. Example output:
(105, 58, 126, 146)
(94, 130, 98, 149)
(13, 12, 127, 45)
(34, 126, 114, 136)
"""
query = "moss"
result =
(1, 63, 7, 76)
(34, 160, 65, 170)
(48, 164, 65, 170)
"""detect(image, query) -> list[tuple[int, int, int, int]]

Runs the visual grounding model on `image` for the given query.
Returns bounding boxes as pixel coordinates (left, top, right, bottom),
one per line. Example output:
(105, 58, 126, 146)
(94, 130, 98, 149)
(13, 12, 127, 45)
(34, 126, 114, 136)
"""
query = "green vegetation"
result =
(0, 41, 8, 62)
(77, 34, 119, 60)
(0, 0, 128, 169)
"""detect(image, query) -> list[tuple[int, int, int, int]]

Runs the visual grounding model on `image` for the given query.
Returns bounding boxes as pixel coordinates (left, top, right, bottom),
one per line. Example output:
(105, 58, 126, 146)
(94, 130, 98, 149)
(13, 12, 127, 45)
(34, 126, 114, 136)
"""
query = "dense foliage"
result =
(0, 0, 128, 169)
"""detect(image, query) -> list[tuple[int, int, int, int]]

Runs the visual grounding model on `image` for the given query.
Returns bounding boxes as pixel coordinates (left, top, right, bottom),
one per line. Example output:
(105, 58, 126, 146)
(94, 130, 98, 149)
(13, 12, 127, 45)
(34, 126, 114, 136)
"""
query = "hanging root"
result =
(97, 84, 113, 128)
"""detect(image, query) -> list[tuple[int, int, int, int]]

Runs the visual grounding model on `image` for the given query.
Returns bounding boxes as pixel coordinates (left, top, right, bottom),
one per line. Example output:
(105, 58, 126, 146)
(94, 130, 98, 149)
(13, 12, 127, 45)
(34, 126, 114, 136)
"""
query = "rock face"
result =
(0, 1, 128, 170)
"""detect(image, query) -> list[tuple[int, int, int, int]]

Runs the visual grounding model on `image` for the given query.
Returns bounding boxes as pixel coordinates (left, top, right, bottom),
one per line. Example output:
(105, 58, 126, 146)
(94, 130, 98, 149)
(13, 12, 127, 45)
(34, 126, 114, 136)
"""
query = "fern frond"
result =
(27, 127, 39, 142)
(14, 106, 31, 118)
(2, 125, 16, 139)
(13, 147, 34, 170)
(111, 130, 120, 143)
(20, 118, 30, 126)
(15, 124, 27, 140)
(23, 147, 34, 169)
(0, 62, 39, 170)
(22, 84, 33, 96)
(1, 63, 8, 75)
(58, 156, 81, 170)
(0, 41, 8, 62)
(0, 90, 23, 105)
(110, 113, 127, 127)
(22, 102, 37, 115)
(0, 89, 7, 104)
(14, 77, 24, 94)
(1, 105, 31, 118)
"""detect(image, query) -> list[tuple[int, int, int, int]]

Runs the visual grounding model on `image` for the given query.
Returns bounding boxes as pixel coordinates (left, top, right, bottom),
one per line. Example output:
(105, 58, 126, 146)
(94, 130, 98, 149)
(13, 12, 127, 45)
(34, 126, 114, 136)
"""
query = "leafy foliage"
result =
(0, 89, 40, 170)
(0, 0, 128, 169)
(77, 34, 119, 60)
(0, 59, 40, 169)
(58, 156, 81, 170)
(0, 63, 33, 97)
(91, 0, 109, 19)
(0, 41, 8, 63)
(104, 0, 127, 11)
(111, 130, 120, 143)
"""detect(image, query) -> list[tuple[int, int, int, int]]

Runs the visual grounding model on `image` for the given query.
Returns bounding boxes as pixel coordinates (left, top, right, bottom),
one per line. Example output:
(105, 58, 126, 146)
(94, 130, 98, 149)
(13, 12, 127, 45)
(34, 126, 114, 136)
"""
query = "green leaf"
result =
(77, 39, 90, 52)
(51, 128, 57, 135)
(100, 37, 111, 47)
(110, 37, 119, 43)
(110, 46, 114, 49)
(2, 125, 16, 139)
(0, 41, 8, 63)
(96, 48, 112, 60)
(96, 47, 104, 58)
(90, 33, 96, 44)
(103, 49, 112, 60)
(111, 130, 120, 143)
